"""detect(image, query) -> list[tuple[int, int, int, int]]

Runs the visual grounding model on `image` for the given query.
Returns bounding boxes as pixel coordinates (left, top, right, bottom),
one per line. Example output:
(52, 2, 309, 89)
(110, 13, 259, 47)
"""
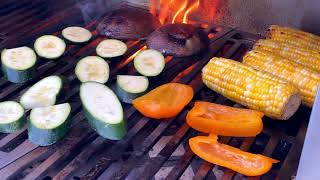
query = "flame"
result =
(171, 0, 188, 23)
(183, 0, 200, 23)
(159, 0, 174, 24)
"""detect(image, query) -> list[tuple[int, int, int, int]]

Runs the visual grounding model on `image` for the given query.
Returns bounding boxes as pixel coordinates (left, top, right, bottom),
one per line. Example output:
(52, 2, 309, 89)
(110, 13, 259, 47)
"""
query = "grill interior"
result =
(0, 1, 309, 180)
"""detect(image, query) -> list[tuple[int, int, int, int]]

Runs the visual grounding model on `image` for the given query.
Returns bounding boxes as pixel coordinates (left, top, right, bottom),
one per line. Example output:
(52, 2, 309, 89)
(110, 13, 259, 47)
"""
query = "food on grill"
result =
(132, 83, 193, 119)
(146, 23, 209, 57)
(267, 25, 320, 51)
(243, 50, 320, 107)
(187, 102, 263, 137)
(20, 76, 64, 109)
(96, 39, 127, 58)
(253, 39, 320, 72)
(189, 135, 279, 176)
(1, 46, 37, 83)
(62, 26, 92, 43)
(113, 75, 149, 104)
(75, 56, 109, 83)
(96, 8, 161, 40)
(202, 58, 301, 120)
(28, 103, 71, 146)
(0, 101, 26, 133)
(80, 82, 126, 140)
(34, 35, 66, 59)
(134, 49, 165, 77)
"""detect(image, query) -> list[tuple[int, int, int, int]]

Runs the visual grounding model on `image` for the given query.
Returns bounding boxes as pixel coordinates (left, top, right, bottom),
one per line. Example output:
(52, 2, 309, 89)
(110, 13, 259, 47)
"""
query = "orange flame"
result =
(171, 0, 188, 23)
(183, 0, 200, 23)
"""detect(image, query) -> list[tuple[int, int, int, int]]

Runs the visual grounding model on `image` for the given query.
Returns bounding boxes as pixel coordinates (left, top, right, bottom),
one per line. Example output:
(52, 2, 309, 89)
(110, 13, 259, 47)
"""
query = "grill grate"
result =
(0, 2, 309, 180)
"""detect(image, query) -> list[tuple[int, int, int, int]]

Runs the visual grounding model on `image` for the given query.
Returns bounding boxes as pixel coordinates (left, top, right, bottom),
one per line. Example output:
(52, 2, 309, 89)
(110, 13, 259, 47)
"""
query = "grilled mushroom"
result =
(96, 8, 161, 40)
(146, 23, 209, 57)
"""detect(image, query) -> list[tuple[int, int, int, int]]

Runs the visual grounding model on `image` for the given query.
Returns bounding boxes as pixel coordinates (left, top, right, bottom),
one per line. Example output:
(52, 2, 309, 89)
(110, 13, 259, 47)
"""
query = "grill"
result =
(0, 1, 310, 180)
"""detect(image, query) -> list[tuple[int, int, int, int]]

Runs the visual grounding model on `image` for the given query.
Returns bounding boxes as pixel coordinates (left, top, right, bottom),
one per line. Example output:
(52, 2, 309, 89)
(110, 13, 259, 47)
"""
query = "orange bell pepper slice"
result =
(189, 135, 279, 176)
(132, 83, 194, 119)
(187, 101, 263, 137)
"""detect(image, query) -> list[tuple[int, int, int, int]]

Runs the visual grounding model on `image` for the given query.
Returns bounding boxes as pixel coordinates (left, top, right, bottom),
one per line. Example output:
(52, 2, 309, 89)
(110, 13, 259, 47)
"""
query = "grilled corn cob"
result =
(202, 57, 301, 120)
(254, 39, 320, 72)
(267, 25, 320, 51)
(243, 50, 319, 107)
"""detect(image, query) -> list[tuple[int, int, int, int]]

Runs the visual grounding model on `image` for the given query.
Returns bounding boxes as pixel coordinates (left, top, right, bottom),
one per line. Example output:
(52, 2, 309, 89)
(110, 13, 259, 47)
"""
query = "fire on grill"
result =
(0, 0, 318, 179)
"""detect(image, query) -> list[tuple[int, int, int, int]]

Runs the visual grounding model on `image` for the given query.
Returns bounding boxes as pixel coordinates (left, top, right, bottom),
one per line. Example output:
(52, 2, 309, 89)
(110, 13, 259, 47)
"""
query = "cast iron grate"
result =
(0, 3, 308, 180)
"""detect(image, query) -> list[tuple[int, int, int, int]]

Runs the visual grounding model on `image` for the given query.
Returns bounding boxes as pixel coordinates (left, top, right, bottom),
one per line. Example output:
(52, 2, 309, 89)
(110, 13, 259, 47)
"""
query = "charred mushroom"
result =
(146, 23, 209, 57)
(97, 8, 161, 40)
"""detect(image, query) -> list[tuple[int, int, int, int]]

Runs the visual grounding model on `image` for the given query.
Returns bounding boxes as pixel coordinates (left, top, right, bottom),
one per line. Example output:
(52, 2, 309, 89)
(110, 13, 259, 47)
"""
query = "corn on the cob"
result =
(253, 39, 320, 72)
(243, 50, 319, 107)
(202, 57, 301, 120)
(267, 25, 320, 51)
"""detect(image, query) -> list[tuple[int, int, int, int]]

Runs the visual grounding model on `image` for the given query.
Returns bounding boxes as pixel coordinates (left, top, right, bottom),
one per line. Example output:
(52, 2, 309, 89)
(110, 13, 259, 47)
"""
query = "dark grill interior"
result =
(0, 1, 309, 180)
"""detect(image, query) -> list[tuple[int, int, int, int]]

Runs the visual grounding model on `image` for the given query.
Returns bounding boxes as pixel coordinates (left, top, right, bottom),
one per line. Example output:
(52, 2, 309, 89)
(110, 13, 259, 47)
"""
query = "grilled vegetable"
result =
(96, 39, 127, 58)
(80, 82, 126, 140)
(62, 26, 92, 43)
(267, 25, 320, 51)
(202, 57, 301, 120)
(187, 102, 263, 137)
(75, 56, 109, 83)
(1, 46, 37, 83)
(189, 135, 279, 176)
(253, 39, 320, 72)
(114, 75, 149, 104)
(0, 101, 26, 133)
(20, 76, 63, 109)
(243, 50, 320, 107)
(28, 103, 71, 146)
(34, 35, 66, 59)
(134, 49, 165, 77)
(132, 83, 193, 119)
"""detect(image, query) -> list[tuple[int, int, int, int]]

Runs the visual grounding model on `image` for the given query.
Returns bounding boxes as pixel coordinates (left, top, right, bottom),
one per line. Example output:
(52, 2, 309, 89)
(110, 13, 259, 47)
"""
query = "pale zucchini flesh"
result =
(34, 35, 66, 59)
(134, 49, 165, 76)
(20, 76, 63, 109)
(62, 26, 92, 43)
(75, 56, 110, 83)
(96, 39, 128, 58)
(80, 82, 126, 140)
(0, 101, 26, 133)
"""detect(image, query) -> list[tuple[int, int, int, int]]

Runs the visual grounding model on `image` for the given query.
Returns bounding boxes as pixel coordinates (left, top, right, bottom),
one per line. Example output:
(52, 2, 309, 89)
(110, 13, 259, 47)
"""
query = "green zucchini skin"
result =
(0, 115, 26, 133)
(28, 115, 70, 146)
(1, 63, 35, 83)
(112, 83, 147, 104)
(83, 106, 126, 140)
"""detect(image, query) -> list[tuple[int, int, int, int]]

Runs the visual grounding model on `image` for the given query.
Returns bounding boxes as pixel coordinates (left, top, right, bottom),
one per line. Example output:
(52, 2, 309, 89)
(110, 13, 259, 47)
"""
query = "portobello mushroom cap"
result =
(146, 23, 209, 57)
(97, 8, 161, 40)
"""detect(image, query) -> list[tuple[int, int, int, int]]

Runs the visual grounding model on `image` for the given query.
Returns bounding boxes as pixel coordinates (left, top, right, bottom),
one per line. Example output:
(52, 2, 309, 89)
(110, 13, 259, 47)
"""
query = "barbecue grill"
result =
(0, 0, 314, 179)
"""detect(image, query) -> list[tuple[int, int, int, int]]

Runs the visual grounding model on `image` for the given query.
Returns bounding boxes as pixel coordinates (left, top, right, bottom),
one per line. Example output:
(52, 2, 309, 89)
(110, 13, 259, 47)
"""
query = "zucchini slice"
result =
(34, 35, 66, 59)
(20, 76, 63, 109)
(62, 26, 92, 43)
(0, 101, 26, 133)
(134, 49, 165, 76)
(28, 103, 71, 146)
(1, 46, 37, 83)
(96, 39, 127, 58)
(75, 56, 110, 83)
(114, 75, 149, 104)
(80, 82, 126, 140)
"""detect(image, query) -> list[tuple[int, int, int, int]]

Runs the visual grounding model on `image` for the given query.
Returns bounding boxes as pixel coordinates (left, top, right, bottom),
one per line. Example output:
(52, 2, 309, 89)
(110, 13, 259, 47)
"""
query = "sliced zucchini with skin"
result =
(20, 76, 63, 109)
(80, 82, 126, 140)
(28, 103, 71, 146)
(134, 49, 165, 76)
(0, 101, 26, 133)
(1, 46, 37, 83)
(34, 35, 66, 59)
(75, 56, 110, 83)
(62, 26, 92, 43)
(96, 39, 127, 58)
(114, 75, 149, 104)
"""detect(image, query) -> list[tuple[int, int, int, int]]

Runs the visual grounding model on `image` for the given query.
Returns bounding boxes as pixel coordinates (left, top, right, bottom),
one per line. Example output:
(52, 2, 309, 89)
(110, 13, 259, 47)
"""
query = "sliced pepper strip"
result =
(133, 83, 193, 119)
(189, 135, 279, 176)
(187, 101, 263, 137)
